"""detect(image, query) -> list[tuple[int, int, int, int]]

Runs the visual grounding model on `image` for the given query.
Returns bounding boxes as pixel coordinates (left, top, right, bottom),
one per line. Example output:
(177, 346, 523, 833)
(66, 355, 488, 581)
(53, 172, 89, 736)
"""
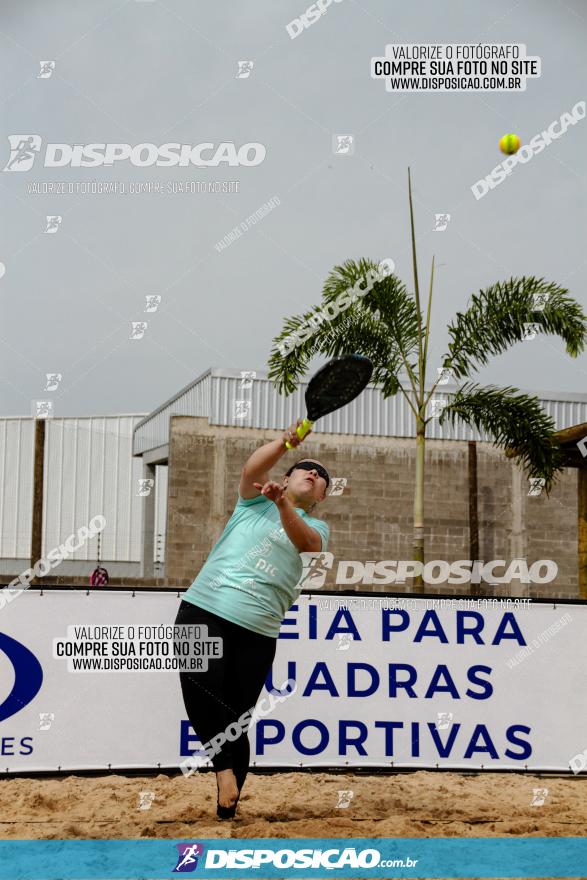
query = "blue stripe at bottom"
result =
(0, 837, 585, 878)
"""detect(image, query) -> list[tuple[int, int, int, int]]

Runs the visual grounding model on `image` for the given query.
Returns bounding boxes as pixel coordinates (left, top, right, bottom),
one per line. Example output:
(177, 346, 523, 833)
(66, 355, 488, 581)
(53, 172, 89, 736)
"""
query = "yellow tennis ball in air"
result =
(499, 133, 521, 155)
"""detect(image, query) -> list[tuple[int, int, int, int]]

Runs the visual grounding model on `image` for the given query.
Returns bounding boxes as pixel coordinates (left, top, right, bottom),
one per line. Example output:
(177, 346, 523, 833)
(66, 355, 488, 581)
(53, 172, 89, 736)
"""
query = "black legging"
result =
(175, 600, 277, 792)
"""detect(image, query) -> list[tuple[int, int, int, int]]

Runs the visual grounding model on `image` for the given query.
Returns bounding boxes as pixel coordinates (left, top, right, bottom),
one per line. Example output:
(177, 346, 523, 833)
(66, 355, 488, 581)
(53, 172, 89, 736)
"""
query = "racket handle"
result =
(285, 418, 314, 449)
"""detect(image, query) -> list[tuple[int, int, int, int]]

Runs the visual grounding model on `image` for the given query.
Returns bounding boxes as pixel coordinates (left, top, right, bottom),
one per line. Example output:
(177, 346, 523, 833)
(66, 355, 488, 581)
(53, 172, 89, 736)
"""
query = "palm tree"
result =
(268, 169, 587, 588)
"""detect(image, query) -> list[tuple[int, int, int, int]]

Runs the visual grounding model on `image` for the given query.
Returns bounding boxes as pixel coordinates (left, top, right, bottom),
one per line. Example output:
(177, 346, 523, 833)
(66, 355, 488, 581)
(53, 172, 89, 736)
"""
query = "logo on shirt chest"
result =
(254, 557, 279, 577)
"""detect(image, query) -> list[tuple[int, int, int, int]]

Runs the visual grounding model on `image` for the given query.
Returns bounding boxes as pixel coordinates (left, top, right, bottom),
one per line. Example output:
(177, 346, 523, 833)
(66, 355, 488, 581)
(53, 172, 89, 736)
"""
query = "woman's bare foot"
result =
(216, 769, 239, 808)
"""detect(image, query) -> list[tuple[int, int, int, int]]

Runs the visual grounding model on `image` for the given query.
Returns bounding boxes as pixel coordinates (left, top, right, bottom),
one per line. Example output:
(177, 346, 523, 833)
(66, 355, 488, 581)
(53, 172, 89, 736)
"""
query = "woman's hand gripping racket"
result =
(285, 354, 374, 449)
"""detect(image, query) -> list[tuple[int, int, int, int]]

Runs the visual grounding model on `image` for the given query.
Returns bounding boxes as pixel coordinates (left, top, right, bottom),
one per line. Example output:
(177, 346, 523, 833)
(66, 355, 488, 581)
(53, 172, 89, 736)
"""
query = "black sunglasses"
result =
(286, 460, 330, 488)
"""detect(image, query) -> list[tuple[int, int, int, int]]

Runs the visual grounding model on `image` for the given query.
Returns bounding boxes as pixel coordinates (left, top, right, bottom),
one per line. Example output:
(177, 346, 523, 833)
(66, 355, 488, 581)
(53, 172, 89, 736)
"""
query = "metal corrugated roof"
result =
(133, 370, 211, 455)
(132, 368, 587, 455)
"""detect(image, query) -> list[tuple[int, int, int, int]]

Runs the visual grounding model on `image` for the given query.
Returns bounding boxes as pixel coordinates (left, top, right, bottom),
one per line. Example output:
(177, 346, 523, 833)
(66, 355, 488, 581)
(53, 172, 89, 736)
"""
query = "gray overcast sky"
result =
(1, 0, 586, 418)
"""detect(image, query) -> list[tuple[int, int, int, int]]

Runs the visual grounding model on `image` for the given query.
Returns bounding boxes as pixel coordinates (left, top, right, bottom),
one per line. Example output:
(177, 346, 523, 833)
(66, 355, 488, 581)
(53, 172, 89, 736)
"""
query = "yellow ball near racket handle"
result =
(285, 417, 313, 449)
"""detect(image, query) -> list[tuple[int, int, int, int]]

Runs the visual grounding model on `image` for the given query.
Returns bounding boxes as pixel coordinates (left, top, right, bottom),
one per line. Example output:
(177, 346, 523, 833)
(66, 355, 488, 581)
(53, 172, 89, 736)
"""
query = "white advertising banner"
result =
(0, 590, 585, 773)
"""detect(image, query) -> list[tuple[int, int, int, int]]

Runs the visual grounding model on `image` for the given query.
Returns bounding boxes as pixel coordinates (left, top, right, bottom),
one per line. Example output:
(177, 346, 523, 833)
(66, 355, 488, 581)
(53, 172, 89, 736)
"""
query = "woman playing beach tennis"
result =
(175, 421, 330, 819)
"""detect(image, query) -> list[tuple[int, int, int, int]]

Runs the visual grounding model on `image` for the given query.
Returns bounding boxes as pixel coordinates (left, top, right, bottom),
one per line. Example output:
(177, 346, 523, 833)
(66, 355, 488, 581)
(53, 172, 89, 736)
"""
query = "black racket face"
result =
(305, 355, 373, 422)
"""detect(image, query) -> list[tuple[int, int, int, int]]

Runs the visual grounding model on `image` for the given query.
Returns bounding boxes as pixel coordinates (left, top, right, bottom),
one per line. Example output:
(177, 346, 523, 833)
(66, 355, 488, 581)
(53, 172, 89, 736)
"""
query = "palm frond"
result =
(440, 382, 565, 491)
(444, 277, 587, 380)
(268, 258, 422, 397)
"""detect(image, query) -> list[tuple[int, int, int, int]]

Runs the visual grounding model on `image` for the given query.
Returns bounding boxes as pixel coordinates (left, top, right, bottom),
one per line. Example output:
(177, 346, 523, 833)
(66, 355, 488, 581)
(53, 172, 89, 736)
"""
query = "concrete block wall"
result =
(165, 416, 578, 598)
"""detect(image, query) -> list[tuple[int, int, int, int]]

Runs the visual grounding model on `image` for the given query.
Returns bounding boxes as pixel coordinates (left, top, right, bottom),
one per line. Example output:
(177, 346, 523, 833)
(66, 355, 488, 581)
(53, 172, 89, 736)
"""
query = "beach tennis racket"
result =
(285, 354, 373, 448)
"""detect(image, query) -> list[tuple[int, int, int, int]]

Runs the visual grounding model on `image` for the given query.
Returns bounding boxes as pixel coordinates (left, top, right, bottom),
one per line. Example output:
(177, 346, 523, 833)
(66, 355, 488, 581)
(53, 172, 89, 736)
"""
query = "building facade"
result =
(133, 370, 586, 597)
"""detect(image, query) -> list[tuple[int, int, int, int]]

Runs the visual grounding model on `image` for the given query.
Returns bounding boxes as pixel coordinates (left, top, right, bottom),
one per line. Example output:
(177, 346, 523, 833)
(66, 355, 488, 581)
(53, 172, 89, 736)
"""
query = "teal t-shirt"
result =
(181, 494, 329, 638)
